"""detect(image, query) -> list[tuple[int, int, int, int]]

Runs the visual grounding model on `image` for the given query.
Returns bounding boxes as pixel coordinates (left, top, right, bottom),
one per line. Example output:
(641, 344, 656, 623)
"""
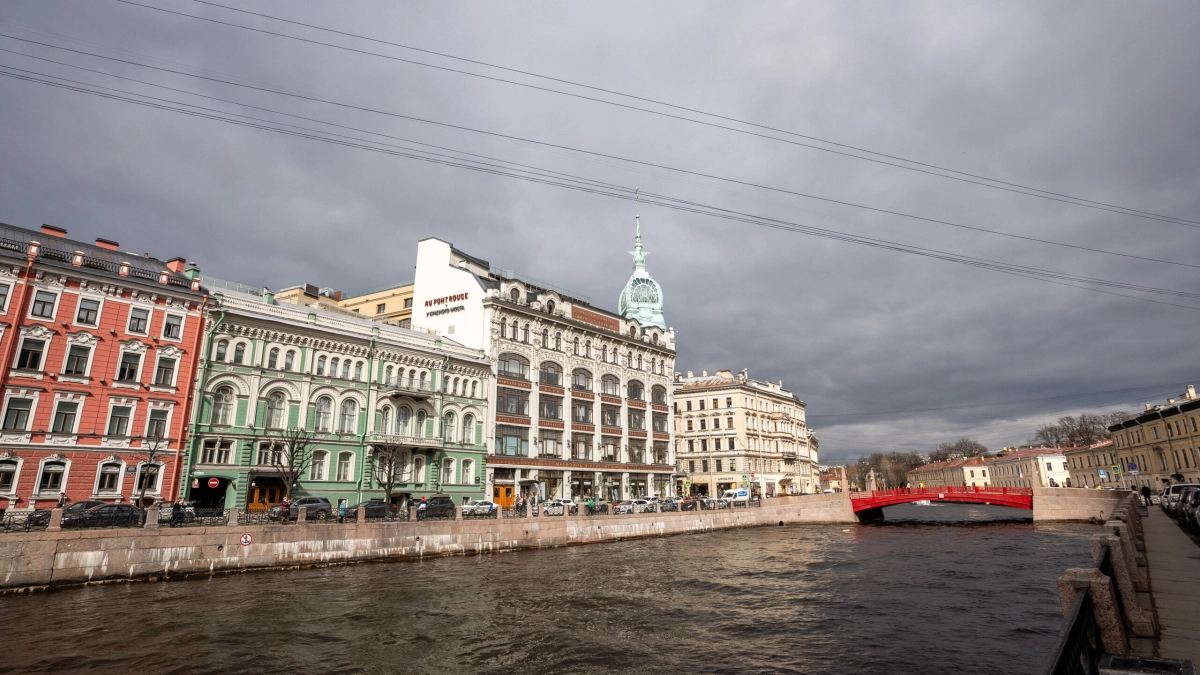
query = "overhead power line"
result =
(115, 0, 1200, 229)
(4, 61, 1200, 317)
(3, 33, 1198, 274)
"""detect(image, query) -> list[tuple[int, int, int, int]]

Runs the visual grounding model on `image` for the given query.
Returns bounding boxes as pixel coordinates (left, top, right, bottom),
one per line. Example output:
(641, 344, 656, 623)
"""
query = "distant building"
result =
(906, 456, 991, 488)
(1106, 386, 1200, 489)
(337, 282, 415, 328)
(1063, 441, 1119, 489)
(990, 448, 1069, 488)
(673, 369, 819, 497)
(819, 467, 847, 492)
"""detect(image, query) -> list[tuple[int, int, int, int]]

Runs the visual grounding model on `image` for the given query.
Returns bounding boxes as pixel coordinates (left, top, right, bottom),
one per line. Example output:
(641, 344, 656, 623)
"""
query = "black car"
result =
(61, 503, 142, 529)
(348, 499, 399, 519)
(417, 495, 456, 520)
(26, 500, 107, 527)
(267, 497, 333, 521)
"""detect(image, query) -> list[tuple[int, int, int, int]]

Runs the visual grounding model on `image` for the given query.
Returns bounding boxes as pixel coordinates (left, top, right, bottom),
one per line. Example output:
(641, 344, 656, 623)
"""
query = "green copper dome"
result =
(618, 214, 666, 330)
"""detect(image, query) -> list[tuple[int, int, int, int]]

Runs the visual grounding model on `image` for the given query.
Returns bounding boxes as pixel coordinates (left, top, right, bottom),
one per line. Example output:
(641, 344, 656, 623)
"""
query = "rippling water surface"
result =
(1, 504, 1098, 675)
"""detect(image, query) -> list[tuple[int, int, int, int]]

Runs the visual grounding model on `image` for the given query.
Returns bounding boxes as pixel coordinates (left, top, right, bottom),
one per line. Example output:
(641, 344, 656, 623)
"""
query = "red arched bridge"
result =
(850, 486, 1034, 521)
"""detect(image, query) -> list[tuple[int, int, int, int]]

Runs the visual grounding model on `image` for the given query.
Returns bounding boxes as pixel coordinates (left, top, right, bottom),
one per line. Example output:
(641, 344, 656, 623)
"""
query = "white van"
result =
(721, 489, 750, 506)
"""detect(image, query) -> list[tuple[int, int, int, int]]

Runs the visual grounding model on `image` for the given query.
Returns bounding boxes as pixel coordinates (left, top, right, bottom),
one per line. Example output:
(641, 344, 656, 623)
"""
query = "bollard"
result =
(226, 508, 239, 527)
(1090, 536, 1157, 638)
(455, 505, 463, 521)
(524, 502, 531, 518)
(357, 506, 367, 524)
(296, 506, 307, 524)
(143, 506, 160, 529)
(46, 507, 63, 532)
(1057, 568, 1129, 656)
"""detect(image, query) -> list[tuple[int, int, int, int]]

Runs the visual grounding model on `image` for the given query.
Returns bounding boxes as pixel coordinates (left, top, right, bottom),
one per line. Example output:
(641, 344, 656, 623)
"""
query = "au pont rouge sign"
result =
(426, 292, 468, 317)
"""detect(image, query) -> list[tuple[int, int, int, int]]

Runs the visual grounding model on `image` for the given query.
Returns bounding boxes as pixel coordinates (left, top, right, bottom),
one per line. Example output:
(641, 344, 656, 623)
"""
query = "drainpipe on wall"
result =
(356, 329, 378, 506)
(170, 294, 210, 501)
(0, 249, 38, 509)
(179, 301, 226, 501)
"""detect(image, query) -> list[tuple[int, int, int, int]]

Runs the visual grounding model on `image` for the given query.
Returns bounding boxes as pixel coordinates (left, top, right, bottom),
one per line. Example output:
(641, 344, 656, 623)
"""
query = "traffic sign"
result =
(1111, 465, 1121, 475)
(239, 533, 253, 546)
(208, 478, 220, 489)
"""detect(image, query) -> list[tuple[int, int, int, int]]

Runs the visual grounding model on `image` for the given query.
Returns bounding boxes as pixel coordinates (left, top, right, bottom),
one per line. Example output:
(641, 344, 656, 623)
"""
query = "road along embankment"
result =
(0, 493, 856, 592)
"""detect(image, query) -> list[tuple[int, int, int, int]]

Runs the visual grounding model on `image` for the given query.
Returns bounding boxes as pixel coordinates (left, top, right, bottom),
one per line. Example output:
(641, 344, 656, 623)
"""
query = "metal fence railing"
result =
(1040, 584, 1102, 675)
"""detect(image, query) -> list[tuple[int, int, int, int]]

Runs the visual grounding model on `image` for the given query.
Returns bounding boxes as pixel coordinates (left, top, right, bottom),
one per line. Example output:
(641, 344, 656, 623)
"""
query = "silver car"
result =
(1162, 484, 1199, 515)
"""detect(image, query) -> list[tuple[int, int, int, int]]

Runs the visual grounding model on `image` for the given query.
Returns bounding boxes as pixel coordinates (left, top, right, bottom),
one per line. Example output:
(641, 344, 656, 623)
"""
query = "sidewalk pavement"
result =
(1143, 506, 1200, 663)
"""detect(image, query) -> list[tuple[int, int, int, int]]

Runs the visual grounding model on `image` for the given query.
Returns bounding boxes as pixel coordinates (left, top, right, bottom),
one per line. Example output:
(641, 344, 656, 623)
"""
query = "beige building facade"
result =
(673, 369, 819, 497)
(907, 456, 991, 488)
(337, 282, 415, 327)
(1063, 441, 1122, 489)
(990, 448, 1069, 488)
(1106, 386, 1200, 490)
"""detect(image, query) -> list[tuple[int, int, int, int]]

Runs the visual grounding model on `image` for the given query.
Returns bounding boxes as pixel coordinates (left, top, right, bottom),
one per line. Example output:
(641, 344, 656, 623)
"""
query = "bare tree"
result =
(371, 442, 409, 509)
(1029, 412, 1126, 448)
(856, 452, 925, 488)
(131, 432, 173, 512)
(929, 438, 990, 462)
(266, 426, 316, 500)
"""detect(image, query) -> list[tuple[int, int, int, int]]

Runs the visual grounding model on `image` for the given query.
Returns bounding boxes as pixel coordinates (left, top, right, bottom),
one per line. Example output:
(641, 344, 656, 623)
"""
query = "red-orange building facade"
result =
(0, 224, 206, 512)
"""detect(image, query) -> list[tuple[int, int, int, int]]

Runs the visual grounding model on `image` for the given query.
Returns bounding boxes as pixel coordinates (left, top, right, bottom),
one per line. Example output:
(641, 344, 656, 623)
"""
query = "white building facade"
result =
(411, 227, 677, 505)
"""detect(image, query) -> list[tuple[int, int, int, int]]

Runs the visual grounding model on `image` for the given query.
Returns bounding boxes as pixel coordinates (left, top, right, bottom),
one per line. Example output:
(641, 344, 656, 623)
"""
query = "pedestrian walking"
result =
(56, 492, 66, 508)
(1140, 485, 1152, 506)
(418, 496, 427, 521)
(338, 499, 347, 523)
(170, 499, 184, 528)
(280, 496, 291, 523)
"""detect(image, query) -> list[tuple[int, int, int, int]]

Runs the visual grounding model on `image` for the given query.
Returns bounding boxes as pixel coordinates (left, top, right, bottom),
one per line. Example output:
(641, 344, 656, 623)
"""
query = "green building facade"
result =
(180, 284, 490, 512)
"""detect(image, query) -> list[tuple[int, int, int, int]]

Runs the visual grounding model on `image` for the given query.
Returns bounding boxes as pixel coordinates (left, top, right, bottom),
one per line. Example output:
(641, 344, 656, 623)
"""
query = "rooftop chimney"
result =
(701, 370, 708, 377)
(40, 224, 67, 238)
(1189, 385, 1197, 400)
(687, 371, 694, 378)
(165, 257, 186, 273)
(95, 238, 119, 251)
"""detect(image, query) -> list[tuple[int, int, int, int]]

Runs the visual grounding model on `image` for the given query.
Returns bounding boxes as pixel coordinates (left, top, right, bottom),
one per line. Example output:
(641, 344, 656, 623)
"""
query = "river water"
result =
(1, 504, 1098, 675)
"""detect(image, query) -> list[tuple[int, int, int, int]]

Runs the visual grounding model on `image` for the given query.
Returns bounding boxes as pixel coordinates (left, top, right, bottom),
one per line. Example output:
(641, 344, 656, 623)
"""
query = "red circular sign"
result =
(207, 478, 219, 488)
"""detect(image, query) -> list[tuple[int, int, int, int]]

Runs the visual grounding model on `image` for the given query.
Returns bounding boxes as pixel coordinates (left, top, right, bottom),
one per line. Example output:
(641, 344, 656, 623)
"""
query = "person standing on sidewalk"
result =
(56, 492, 66, 508)
(1141, 485, 1152, 506)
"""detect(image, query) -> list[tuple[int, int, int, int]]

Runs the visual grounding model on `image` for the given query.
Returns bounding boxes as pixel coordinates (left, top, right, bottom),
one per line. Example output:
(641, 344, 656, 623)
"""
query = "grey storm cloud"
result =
(2, 0, 1198, 463)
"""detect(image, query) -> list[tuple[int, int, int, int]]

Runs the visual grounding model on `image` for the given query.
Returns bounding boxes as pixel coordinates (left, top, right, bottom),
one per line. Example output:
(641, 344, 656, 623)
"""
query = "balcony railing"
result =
(369, 433, 442, 447)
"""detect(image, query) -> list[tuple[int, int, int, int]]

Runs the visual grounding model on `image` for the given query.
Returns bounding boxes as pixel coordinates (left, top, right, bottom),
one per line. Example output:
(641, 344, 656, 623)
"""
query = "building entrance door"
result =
(248, 477, 286, 511)
(189, 477, 230, 509)
(493, 485, 514, 508)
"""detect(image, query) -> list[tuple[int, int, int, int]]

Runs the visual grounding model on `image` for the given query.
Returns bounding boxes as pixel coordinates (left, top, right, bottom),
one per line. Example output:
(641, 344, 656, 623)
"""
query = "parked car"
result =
(1175, 488, 1200, 528)
(61, 503, 142, 529)
(658, 498, 679, 512)
(613, 499, 653, 514)
(348, 499, 399, 519)
(1161, 484, 1199, 515)
(540, 498, 578, 515)
(26, 500, 106, 527)
(1181, 491, 1200, 534)
(417, 495, 457, 520)
(462, 499, 499, 516)
(268, 497, 333, 521)
(721, 489, 751, 507)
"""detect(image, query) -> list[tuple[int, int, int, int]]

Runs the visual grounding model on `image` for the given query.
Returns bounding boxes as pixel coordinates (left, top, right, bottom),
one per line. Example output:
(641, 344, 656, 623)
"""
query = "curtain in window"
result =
(339, 399, 358, 434)
(315, 396, 333, 432)
(397, 406, 411, 435)
(211, 386, 234, 425)
(265, 392, 286, 429)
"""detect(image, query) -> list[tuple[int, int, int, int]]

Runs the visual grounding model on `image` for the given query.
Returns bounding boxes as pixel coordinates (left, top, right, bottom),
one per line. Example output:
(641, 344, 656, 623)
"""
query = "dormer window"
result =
(547, 300, 556, 313)
(510, 288, 520, 303)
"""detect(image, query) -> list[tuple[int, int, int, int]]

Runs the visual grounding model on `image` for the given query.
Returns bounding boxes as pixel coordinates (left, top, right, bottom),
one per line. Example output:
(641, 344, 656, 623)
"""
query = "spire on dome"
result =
(618, 195, 666, 330)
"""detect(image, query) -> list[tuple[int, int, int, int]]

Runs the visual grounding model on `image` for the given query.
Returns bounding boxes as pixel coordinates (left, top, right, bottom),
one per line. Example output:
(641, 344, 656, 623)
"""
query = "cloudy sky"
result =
(2, 1, 1198, 464)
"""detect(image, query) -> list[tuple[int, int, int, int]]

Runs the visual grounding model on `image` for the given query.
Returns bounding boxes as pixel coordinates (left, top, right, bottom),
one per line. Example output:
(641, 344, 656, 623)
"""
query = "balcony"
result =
(379, 377, 435, 400)
(368, 433, 442, 448)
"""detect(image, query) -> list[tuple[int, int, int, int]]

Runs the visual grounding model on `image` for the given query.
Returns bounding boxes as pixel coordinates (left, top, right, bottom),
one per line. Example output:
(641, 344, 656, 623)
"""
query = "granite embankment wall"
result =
(0, 494, 855, 591)
(0, 489, 1124, 591)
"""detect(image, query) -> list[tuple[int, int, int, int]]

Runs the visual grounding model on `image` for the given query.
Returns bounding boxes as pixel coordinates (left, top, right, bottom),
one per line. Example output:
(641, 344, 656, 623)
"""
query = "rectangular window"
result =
(201, 439, 233, 464)
(716, 459, 722, 472)
(687, 439, 694, 452)
(700, 439, 708, 453)
(163, 315, 182, 339)
(498, 388, 530, 416)
(127, 307, 149, 333)
(601, 405, 621, 427)
(336, 452, 352, 481)
(117, 353, 141, 381)
(154, 358, 176, 386)
(601, 437, 619, 461)
(702, 460, 709, 472)
(495, 425, 529, 456)
(540, 430, 562, 457)
(63, 345, 90, 375)
(256, 442, 283, 465)
(30, 291, 56, 319)
(97, 465, 120, 492)
(376, 303, 386, 314)
(539, 396, 562, 420)
(726, 397, 732, 408)
(0, 283, 9, 311)
(628, 410, 645, 430)
(403, 298, 413, 309)
(107, 406, 131, 436)
(2, 398, 31, 430)
(146, 409, 168, 439)
(51, 401, 78, 434)
(38, 465, 63, 492)
(653, 413, 668, 432)
(16, 339, 44, 370)
(76, 298, 100, 325)
(572, 401, 593, 423)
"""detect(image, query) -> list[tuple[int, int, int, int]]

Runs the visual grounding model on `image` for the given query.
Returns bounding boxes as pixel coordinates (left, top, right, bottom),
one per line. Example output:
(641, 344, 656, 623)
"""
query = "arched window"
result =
(461, 458, 475, 485)
(286, 350, 297, 371)
(309, 450, 327, 480)
(463, 414, 475, 444)
(315, 396, 333, 432)
(211, 386, 234, 425)
(316, 355, 326, 376)
(652, 385, 667, 405)
(342, 360, 351, 380)
(354, 362, 363, 381)
(233, 343, 245, 364)
(652, 332, 659, 344)
(540, 361, 561, 386)
(419, 371, 427, 389)
(267, 348, 279, 369)
(573, 337, 580, 355)
(554, 332, 562, 351)
(330, 358, 339, 377)
(542, 328, 549, 347)
(601, 345, 608, 363)
(441, 375, 449, 394)
(510, 287, 520, 303)
(547, 299, 556, 313)
(380, 406, 391, 433)
(397, 406, 411, 435)
(629, 325, 637, 337)
(510, 320, 518, 341)
(215, 340, 228, 361)
(500, 320, 508, 339)
(627, 351, 634, 367)
(572, 368, 592, 391)
(442, 457, 456, 485)
(339, 399, 358, 434)
(628, 380, 644, 401)
(470, 381, 478, 398)
(585, 340, 591, 358)
(453, 377, 460, 396)
(0, 459, 17, 493)
(443, 412, 456, 442)
(601, 375, 620, 397)
(265, 392, 287, 429)
(498, 354, 530, 380)
(416, 410, 427, 437)
(521, 323, 529, 342)
(38, 460, 65, 493)
(385, 365, 393, 385)
(408, 369, 417, 387)
(336, 451, 353, 481)
(637, 354, 643, 370)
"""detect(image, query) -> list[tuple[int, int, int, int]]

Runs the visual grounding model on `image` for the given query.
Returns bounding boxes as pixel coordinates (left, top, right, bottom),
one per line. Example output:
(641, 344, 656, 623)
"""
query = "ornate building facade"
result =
(673, 369, 819, 497)
(182, 284, 490, 511)
(0, 224, 205, 512)
(411, 223, 677, 505)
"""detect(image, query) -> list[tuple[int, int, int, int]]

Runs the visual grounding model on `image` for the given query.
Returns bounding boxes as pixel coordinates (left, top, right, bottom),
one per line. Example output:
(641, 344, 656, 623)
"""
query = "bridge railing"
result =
(852, 486, 1034, 499)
